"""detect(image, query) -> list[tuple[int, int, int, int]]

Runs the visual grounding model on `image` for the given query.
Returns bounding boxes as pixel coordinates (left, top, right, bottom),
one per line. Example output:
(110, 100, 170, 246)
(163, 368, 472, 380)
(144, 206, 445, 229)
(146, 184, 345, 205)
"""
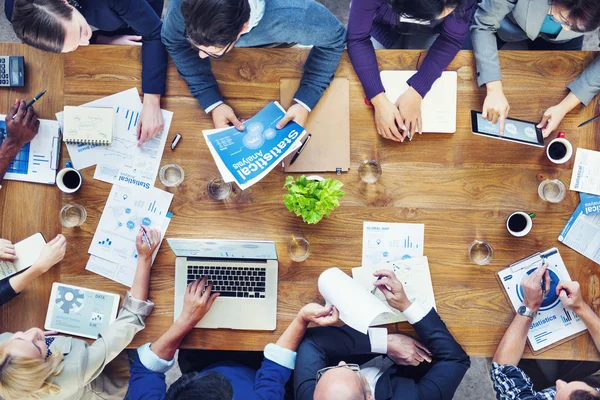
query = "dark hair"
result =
(551, 0, 600, 32)
(571, 390, 600, 400)
(11, 0, 73, 53)
(166, 372, 233, 400)
(388, 0, 463, 21)
(181, 0, 251, 47)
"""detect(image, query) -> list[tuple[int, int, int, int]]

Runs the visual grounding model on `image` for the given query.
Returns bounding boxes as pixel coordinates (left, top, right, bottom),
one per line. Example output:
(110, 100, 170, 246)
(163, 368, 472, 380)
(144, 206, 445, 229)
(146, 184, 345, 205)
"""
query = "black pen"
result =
(12, 89, 47, 120)
(289, 133, 312, 166)
(371, 276, 384, 295)
(578, 113, 600, 128)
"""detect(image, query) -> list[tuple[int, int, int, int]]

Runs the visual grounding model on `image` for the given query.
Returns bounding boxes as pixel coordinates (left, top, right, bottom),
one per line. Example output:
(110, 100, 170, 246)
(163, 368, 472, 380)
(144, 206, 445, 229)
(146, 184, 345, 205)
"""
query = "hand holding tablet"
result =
(471, 110, 545, 147)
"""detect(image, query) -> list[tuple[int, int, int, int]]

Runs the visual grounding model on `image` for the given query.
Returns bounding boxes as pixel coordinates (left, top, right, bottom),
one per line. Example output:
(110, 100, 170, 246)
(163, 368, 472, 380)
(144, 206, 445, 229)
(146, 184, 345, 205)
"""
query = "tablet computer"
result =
(470, 110, 544, 147)
(45, 283, 120, 339)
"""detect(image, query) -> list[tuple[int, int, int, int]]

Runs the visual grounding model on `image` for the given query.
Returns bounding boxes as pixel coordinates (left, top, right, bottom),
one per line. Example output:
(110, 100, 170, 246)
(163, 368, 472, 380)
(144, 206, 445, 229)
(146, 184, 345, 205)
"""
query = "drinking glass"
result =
(288, 237, 310, 262)
(359, 160, 382, 183)
(59, 204, 87, 228)
(468, 240, 493, 266)
(207, 178, 232, 200)
(538, 179, 566, 203)
(159, 164, 185, 187)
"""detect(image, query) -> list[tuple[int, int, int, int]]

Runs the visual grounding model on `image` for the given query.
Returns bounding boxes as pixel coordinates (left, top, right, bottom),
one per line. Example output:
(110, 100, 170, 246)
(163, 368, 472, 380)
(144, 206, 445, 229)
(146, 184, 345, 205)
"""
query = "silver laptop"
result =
(169, 239, 278, 330)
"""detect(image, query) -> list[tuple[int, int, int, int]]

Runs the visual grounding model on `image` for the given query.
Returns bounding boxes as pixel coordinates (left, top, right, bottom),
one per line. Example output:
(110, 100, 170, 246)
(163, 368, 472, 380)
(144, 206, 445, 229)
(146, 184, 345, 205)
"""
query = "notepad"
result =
(0, 232, 46, 279)
(63, 106, 114, 145)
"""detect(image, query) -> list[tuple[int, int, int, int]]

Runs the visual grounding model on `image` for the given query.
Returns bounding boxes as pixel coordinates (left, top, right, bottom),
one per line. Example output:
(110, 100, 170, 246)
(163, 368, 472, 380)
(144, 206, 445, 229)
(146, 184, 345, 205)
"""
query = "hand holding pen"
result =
(11, 89, 46, 120)
(135, 226, 161, 260)
(372, 270, 412, 312)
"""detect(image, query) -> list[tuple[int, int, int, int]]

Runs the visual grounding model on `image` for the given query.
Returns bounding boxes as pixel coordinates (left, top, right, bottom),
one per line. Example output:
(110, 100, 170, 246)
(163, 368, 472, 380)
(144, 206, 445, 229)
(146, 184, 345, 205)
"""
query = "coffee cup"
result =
(546, 132, 573, 164)
(57, 161, 82, 193)
(506, 211, 535, 237)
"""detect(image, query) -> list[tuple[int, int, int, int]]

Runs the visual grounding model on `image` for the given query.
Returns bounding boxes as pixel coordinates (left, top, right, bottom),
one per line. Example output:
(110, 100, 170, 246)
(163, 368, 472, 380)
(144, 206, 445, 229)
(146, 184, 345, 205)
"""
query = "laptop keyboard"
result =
(187, 265, 267, 299)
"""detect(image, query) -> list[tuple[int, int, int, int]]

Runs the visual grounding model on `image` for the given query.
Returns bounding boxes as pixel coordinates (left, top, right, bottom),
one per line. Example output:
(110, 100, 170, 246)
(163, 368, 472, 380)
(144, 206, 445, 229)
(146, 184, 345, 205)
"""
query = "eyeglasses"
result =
(316, 364, 368, 400)
(183, 29, 233, 60)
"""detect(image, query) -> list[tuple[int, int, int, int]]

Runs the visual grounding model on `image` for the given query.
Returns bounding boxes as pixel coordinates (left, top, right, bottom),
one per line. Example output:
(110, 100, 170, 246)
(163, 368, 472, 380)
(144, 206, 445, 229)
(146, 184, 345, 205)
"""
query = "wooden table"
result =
(1, 44, 599, 360)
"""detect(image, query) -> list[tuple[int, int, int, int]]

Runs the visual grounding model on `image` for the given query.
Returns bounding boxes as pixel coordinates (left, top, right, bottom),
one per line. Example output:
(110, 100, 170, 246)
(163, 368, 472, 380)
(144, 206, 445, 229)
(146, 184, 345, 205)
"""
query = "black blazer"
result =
(6, 0, 167, 95)
(294, 309, 471, 400)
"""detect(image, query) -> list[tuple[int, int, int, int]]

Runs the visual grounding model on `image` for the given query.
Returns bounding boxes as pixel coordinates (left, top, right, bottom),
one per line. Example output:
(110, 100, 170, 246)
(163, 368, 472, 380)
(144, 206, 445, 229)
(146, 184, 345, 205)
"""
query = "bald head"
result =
(314, 367, 366, 400)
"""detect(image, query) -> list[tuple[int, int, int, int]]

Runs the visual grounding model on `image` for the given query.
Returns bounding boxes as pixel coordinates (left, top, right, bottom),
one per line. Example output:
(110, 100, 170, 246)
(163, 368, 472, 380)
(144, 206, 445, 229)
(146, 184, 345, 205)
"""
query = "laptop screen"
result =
(167, 239, 277, 260)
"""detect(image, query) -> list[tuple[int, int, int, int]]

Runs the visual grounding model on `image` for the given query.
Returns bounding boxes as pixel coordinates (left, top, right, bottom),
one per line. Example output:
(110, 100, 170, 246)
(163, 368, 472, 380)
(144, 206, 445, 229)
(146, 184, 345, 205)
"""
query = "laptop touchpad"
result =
(200, 300, 241, 328)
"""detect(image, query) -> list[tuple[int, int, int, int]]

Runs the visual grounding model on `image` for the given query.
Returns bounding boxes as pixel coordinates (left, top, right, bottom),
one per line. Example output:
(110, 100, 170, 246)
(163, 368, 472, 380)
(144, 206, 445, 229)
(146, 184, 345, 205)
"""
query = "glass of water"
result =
(159, 164, 185, 187)
(59, 204, 87, 228)
(359, 160, 382, 183)
(207, 178, 232, 200)
(468, 240, 493, 266)
(288, 237, 310, 262)
(538, 179, 566, 203)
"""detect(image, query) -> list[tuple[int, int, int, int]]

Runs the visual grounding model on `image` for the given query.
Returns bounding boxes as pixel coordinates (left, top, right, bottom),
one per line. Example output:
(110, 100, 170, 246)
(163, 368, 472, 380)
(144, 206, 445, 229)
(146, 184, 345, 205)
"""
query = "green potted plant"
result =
(283, 175, 345, 224)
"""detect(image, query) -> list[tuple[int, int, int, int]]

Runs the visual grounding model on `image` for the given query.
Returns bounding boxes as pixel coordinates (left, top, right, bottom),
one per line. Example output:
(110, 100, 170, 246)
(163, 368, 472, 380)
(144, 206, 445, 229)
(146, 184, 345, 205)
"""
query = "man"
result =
(0, 99, 40, 186)
(161, 0, 346, 130)
(491, 263, 600, 399)
(294, 269, 471, 400)
(128, 276, 341, 399)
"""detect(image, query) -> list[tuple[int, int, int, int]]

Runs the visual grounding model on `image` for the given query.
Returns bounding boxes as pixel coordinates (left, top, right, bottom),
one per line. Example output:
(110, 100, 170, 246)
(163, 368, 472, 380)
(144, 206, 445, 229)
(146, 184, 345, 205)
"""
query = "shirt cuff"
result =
(137, 343, 175, 373)
(124, 291, 154, 317)
(368, 328, 388, 354)
(402, 303, 429, 325)
(263, 343, 296, 370)
(205, 101, 224, 114)
(293, 98, 312, 112)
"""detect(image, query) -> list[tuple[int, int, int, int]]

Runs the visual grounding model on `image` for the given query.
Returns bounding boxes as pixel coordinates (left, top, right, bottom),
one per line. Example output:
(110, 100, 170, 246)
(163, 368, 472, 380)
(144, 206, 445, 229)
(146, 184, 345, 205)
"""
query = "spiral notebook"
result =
(63, 106, 114, 145)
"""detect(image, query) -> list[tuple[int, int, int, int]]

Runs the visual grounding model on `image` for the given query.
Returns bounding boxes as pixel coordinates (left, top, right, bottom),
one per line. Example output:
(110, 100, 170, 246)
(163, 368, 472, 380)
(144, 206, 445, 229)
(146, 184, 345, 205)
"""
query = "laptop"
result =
(169, 239, 278, 330)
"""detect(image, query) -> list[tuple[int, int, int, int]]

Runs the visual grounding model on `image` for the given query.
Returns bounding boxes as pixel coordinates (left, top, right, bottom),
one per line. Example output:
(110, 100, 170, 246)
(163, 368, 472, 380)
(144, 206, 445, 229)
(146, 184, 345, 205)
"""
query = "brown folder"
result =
(280, 78, 350, 173)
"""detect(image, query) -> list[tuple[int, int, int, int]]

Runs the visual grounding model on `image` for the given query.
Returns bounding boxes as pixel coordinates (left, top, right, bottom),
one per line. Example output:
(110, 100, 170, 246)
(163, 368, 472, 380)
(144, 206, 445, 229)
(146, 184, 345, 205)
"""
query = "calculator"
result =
(0, 56, 24, 87)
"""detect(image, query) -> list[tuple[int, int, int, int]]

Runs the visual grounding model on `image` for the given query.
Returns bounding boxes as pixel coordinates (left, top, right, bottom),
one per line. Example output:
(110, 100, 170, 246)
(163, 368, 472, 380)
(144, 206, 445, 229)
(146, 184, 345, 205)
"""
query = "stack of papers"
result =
(203, 102, 306, 190)
(570, 148, 600, 196)
(558, 193, 600, 265)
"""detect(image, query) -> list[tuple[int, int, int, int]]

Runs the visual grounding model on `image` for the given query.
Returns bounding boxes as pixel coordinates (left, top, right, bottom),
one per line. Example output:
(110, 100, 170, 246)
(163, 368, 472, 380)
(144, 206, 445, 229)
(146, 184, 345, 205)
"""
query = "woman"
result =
(348, 0, 477, 142)
(0, 227, 161, 400)
(0, 234, 66, 307)
(471, 0, 600, 137)
(8, 0, 167, 146)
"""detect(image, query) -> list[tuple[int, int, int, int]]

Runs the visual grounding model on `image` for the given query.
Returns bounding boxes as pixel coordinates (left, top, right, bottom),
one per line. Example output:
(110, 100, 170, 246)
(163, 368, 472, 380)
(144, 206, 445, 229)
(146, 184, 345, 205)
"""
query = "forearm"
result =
(555, 92, 582, 113)
(150, 319, 193, 361)
(130, 256, 151, 301)
(576, 305, 600, 353)
(0, 141, 21, 183)
(8, 268, 41, 293)
(276, 315, 309, 352)
(143, 93, 162, 107)
(492, 314, 532, 366)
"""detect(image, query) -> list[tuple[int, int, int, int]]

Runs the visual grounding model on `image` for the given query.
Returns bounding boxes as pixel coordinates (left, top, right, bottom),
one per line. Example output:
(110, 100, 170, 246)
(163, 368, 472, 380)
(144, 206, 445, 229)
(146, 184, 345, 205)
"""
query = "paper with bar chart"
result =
(88, 183, 173, 267)
(361, 222, 424, 266)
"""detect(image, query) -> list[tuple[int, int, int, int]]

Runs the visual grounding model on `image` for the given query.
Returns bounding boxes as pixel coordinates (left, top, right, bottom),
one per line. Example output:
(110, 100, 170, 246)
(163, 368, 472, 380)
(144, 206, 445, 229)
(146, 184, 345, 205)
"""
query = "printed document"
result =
(570, 148, 600, 196)
(362, 221, 424, 266)
(559, 203, 600, 265)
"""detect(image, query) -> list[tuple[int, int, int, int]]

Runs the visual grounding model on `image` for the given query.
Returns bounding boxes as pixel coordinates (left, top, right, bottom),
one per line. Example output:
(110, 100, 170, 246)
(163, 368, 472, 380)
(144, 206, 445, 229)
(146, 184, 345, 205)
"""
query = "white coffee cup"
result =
(546, 132, 573, 164)
(506, 211, 535, 237)
(56, 166, 82, 193)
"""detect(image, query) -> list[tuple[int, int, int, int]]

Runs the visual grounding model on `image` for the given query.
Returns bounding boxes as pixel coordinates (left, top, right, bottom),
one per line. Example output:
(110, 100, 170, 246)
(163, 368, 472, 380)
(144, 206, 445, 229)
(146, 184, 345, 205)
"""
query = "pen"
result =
(371, 276, 383, 295)
(578, 113, 600, 128)
(289, 134, 312, 166)
(12, 89, 46, 120)
(141, 227, 152, 248)
(171, 133, 182, 150)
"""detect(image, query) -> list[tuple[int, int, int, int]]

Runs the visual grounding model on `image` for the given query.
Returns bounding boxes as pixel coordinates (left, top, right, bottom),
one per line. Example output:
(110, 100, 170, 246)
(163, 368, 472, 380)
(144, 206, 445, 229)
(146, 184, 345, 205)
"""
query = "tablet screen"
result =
(474, 112, 541, 144)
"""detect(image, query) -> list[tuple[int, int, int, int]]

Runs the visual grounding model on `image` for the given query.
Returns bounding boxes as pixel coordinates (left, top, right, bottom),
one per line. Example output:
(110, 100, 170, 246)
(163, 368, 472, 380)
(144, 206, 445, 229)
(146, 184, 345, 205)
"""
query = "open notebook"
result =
(63, 106, 114, 145)
(0, 233, 46, 279)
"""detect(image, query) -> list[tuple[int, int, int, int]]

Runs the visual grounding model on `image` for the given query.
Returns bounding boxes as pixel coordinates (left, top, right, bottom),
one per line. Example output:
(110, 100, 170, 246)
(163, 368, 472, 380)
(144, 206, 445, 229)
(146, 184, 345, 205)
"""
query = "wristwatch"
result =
(518, 305, 537, 319)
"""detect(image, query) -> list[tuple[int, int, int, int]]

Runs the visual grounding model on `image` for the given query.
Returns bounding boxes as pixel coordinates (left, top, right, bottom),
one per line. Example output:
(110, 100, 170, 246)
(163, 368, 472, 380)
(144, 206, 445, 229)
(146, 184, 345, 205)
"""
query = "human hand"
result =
(4, 99, 40, 147)
(557, 280, 587, 313)
(0, 239, 17, 262)
(178, 276, 219, 328)
(395, 87, 423, 139)
(372, 270, 411, 312)
(298, 303, 342, 327)
(387, 333, 432, 366)
(31, 234, 66, 274)
(483, 81, 510, 135)
(137, 94, 164, 147)
(276, 103, 309, 129)
(97, 34, 142, 46)
(371, 93, 404, 142)
(537, 104, 568, 138)
(522, 263, 550, 312)
(135, 227, 161, 261)
(211, 103, 244, 131)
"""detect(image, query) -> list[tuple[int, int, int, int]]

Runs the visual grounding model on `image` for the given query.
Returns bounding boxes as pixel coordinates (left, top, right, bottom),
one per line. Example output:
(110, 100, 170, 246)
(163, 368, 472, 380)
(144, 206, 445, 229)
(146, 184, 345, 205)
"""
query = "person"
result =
(347, 0, 477, 143)
(8, 0, 168, 146)
(161, 0, 346, 131)
(0, 99, 40, 186)
(294, 269, 470, 400)
(491, 263, 600, 399)
(128, 278, 341, 399)
(470, 0, 600, 136)
(0, 234, 66, 306)
(0, 227, 161, 400)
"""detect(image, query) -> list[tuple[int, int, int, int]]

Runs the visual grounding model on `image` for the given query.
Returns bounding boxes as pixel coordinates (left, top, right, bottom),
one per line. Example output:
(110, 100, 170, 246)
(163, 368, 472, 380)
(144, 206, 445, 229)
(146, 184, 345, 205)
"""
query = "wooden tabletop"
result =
(1, 43, 599, 360)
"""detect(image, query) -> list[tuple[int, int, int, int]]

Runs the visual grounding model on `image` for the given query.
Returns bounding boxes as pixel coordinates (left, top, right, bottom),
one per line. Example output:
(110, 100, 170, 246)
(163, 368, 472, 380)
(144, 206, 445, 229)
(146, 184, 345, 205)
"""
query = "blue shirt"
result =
(540, 15, 562, 37)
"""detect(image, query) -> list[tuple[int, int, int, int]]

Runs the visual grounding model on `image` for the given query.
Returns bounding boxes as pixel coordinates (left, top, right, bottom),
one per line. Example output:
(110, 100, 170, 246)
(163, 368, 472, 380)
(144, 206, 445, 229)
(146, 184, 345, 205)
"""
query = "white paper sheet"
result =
(362, 222, 424, 266)
(318, 267, 394, 334)
(352, 257, 436, 325)
(570, 148, 600, 196)
(558, 203, 600, 265)
(0, 233, 46, 279)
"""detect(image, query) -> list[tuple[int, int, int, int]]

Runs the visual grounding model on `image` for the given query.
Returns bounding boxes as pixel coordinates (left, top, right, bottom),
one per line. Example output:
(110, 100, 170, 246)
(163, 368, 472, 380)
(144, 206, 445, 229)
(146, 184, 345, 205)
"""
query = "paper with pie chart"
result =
(498, 248, 587, 352)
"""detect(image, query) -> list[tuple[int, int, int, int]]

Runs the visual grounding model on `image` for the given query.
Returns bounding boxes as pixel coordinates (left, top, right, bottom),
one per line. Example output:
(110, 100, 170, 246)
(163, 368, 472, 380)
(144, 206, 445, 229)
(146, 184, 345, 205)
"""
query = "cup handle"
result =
(529, 213, 536, 218)
(66, 160, 73, 169)
(557, 131, 566, 139)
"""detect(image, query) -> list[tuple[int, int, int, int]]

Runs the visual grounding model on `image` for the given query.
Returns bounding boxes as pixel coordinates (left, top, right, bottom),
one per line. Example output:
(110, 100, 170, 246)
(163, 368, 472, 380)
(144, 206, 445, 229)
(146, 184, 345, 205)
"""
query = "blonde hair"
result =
(0, 343, 64, 400)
